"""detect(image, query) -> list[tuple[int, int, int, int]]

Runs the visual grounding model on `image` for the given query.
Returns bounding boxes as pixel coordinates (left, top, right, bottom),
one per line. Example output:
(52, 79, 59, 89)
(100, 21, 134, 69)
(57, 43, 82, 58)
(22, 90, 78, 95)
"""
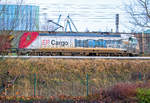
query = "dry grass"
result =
(0, 58, 150, 97)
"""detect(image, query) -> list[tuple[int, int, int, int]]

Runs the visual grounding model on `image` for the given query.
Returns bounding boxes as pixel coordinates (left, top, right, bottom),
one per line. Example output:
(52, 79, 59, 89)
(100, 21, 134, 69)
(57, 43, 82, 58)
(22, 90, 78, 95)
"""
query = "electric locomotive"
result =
(17, 32, 139, 56)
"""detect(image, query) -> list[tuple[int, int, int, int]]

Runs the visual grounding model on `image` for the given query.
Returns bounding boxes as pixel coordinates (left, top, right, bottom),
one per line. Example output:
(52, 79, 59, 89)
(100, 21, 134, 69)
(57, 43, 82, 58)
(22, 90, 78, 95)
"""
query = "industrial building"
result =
(134, 30, 150, 55)
(0, 4, 39, 31)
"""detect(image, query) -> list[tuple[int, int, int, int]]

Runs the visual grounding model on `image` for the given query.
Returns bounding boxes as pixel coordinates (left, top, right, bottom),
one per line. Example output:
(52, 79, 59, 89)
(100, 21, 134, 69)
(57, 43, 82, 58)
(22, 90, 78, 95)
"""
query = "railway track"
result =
(0, 56, 150, 59)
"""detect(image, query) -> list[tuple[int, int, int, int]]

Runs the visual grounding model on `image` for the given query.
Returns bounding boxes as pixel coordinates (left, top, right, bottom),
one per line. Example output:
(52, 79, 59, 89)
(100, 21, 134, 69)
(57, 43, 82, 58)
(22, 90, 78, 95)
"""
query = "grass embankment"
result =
(0, 59, 150, 99)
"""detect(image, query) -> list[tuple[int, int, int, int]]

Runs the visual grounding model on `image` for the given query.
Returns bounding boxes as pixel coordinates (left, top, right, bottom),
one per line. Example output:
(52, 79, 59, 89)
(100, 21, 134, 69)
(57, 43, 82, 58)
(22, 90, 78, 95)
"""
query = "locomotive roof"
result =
(39, 33, 121, 37)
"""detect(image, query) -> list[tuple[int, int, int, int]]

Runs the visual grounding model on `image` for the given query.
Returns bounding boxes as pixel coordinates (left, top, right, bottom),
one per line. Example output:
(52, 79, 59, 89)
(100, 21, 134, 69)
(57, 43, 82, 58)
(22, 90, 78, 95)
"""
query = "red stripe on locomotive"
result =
(19, 32, 39, 48)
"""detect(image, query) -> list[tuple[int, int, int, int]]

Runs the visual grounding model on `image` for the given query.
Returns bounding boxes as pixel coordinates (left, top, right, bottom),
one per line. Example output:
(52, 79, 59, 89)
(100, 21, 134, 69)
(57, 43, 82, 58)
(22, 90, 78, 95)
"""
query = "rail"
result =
(1, 56, 150, 59)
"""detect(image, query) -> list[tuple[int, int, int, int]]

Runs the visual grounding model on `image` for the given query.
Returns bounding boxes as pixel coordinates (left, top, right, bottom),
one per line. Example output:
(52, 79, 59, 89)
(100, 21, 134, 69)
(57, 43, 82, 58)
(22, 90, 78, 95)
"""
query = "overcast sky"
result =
(1, 0, 131, 32)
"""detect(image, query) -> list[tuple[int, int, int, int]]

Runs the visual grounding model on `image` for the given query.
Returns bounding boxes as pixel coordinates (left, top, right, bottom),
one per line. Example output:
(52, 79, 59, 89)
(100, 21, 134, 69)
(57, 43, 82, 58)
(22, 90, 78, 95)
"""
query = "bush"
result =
(108, 83, 137, 100)
(137, 88, 150, 103)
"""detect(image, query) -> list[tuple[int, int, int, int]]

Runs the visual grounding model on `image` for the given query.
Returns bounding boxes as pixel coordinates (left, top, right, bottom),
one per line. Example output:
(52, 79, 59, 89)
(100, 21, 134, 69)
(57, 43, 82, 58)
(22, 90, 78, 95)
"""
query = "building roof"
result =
(144, 29, 150, 34)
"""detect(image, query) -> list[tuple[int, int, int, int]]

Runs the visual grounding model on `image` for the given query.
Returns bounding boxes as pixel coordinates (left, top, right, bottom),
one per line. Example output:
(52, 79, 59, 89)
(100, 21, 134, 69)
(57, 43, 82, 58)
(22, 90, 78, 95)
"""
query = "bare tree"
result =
(0, 0, 24, 34)
(0, 0, 23, 52)
(125, 0, 150, 31)
(0, 0, 39, 52)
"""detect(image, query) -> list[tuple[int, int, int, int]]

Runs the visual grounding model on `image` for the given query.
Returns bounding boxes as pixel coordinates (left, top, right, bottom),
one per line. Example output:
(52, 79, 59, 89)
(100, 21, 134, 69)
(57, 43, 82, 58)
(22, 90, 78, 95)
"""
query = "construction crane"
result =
(57, 14, 61, 25)
(47, 14, 78, 32)
(64, 15, 78, 32)
(47, 14, 64, 32)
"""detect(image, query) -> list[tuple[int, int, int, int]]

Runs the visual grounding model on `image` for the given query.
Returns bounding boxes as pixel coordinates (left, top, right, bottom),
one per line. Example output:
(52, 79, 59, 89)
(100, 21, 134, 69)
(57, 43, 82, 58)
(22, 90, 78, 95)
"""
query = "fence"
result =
(0, 71, 149, 97)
